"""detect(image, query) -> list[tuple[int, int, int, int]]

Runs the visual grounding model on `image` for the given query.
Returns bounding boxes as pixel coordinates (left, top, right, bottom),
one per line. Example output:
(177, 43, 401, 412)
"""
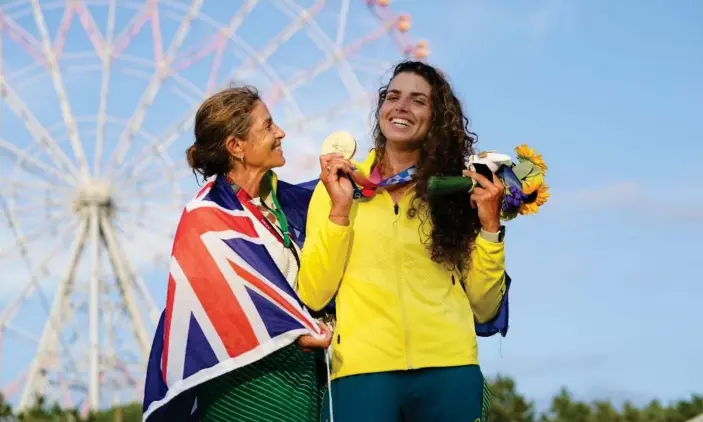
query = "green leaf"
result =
(511, 161, 535, 180)
(525, 163, 544, 178)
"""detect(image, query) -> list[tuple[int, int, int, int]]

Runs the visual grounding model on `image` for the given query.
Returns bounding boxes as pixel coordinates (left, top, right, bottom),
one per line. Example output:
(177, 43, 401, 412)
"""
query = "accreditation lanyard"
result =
(227, 175, 292, 248)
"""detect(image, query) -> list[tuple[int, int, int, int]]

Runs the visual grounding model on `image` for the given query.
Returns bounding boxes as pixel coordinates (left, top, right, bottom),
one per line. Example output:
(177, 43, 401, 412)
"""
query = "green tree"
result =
(671, 395, 703, 420)
(89, 403, 141, 422)
(590, 400, 622, 422)
(621, 401, 644, 422)
(15, 394, 81, 422)
(540, 388, 593, 422)
(0, 393, 13, 417)
(4, 377, 702, 422)
(486, 375, 537, 422)
(636, 396, 703, 422)
(638, 399, 670, 422)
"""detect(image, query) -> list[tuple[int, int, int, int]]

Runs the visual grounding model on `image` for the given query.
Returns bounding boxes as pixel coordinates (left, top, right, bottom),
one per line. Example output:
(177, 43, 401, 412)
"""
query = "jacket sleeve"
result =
(462, 233, 507, 323)
(296, 183, 353, 311)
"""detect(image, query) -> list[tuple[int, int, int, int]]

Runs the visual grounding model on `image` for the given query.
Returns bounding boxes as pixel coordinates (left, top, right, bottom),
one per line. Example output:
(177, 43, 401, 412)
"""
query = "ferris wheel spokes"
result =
(103, 0, 206, 177)
(1, 0, 427, 411)
(103, 0, 309, 181)
(93, 0, 118, 177)
(17, 217, 87, 410)
(29, 0, 89, 180)
(87, 204, 100, 408)
(17, 204, 153, 411)
(111, 0, 399, 187)
(72, 2, 107, 61)
(0, 80, 80, 182)
(0, 9, 45, 66)
(110, 0, 332, 184)
(99, 212, 151, 357)
(0, 137, 74, 185)
(0, 218, 79, 329)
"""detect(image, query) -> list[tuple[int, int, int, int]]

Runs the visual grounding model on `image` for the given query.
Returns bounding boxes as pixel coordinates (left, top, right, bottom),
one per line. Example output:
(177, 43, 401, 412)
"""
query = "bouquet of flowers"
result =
(428, 144, 550, 220)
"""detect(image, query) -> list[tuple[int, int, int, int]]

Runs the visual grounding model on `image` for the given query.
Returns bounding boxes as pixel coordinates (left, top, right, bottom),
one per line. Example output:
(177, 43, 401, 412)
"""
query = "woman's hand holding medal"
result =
(319, 132, 357, 226)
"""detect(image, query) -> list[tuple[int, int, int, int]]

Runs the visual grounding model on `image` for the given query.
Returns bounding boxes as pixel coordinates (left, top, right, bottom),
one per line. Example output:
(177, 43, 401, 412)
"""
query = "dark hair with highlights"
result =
(372, 60, 480, 269)
(186, 85, 260, 181)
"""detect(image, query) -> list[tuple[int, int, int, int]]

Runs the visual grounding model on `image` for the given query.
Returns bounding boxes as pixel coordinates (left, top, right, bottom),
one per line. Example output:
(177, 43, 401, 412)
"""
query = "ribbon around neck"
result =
(348, 164, 417, 199)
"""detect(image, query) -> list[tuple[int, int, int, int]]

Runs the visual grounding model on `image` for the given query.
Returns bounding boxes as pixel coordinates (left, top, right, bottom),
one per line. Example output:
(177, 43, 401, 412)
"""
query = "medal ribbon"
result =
(348, 165, 417, 199)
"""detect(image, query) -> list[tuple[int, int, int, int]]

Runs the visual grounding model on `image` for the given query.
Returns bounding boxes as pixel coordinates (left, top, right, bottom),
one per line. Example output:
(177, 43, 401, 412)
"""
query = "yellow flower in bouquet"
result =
(515, 144, 548, 172)
(521, 172, 544, 195)
(429, 143, 550, 220)
(514, 144, 547, 195)
(519, 184, 550, 215)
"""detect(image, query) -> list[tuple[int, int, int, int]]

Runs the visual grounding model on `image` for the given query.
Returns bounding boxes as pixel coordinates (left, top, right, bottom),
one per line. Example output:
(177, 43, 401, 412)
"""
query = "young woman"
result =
(297, 61, 508, 422)
(143, 86, 332, 422)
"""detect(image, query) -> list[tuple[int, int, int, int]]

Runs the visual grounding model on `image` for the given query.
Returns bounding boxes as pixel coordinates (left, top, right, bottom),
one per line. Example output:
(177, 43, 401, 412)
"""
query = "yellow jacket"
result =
(297, 151, 507, 380)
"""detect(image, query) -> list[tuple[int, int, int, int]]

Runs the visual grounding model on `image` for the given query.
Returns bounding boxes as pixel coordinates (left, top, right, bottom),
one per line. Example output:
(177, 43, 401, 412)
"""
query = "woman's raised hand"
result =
(319, 153, 354, 223)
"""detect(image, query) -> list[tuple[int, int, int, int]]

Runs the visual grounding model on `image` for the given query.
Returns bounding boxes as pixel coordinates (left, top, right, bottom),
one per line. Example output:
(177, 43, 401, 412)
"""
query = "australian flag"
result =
(142, 174, 322, 421)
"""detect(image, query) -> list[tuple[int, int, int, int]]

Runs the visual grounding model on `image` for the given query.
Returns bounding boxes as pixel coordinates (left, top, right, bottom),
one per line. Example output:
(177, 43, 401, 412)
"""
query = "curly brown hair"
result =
(186, 85, 260, 181)
(372, 60, 481, 269)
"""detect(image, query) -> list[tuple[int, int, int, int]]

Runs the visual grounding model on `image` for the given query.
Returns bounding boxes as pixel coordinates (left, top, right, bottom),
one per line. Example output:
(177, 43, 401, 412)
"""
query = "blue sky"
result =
(400, 0, 703, 408)
(0, 0, 701, 410)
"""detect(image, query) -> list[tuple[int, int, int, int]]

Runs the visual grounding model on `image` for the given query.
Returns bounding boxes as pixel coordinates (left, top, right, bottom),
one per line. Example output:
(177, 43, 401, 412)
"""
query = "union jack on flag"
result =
(142, 174, 322, 421)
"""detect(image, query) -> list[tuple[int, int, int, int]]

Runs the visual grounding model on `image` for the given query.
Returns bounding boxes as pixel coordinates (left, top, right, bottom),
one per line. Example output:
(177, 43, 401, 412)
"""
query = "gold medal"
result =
(321, 131, 357, 159)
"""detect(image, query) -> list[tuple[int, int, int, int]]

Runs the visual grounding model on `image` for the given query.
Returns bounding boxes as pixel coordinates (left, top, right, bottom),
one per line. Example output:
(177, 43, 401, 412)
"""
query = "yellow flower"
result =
(515, 144, 548, 173)
(519, 184, 550, 215)
(521, 172, 544, 195)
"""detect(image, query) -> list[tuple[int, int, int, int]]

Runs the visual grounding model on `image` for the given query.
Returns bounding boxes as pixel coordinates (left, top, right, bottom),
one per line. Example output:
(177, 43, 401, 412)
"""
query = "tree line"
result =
(1, 375, 701, 421)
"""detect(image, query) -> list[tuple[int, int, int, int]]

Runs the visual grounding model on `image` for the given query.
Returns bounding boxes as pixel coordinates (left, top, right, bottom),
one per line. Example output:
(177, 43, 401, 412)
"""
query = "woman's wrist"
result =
(329, 214, 350, 226)
(329, 203, 350, 225)
(481, 220, 501, 234)
(330, 203, 350, 216)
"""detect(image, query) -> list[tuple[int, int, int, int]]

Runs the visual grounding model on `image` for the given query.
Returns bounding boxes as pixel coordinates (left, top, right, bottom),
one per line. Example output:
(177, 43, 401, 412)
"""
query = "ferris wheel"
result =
(0, 0, 428, 413)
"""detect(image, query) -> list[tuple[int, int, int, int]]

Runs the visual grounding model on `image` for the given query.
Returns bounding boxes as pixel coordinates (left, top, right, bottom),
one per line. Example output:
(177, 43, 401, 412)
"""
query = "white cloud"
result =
(554, 181, 703, 222)
(559, 181, 642, 207)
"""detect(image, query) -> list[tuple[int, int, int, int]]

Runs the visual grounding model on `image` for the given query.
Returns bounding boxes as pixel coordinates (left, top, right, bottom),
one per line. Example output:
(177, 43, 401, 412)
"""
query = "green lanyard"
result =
(228, 172, 291, 248)
(267, 188, 291, 247)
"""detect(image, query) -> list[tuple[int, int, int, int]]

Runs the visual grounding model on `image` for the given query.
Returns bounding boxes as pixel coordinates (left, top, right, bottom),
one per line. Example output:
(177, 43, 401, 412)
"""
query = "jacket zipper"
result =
(392, 199, 412, 369)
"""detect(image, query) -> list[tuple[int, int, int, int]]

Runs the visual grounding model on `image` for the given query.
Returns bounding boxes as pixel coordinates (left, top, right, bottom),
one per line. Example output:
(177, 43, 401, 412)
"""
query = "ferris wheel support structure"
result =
(18, 181, 153, 411)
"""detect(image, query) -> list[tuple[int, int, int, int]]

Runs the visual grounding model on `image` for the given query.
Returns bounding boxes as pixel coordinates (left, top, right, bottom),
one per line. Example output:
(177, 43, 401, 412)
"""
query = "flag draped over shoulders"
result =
(142, 175, 320, 421)
(142, 176, 510, 421)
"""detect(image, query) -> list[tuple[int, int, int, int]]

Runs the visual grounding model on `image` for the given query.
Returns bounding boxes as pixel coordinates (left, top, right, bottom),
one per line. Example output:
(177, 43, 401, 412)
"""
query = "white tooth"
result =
(391, 118, 410, 126)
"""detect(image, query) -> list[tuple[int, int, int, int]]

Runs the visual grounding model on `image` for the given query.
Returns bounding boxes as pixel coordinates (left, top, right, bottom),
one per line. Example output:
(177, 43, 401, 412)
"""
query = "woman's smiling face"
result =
(379, 71, 433, 146)
(229, 100, 287, 170)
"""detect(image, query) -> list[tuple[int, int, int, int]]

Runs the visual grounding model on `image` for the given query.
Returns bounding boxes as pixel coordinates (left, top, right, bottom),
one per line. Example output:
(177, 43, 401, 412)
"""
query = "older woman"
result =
(297, 60, 509, 422)
(142, 86, 332, 422)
